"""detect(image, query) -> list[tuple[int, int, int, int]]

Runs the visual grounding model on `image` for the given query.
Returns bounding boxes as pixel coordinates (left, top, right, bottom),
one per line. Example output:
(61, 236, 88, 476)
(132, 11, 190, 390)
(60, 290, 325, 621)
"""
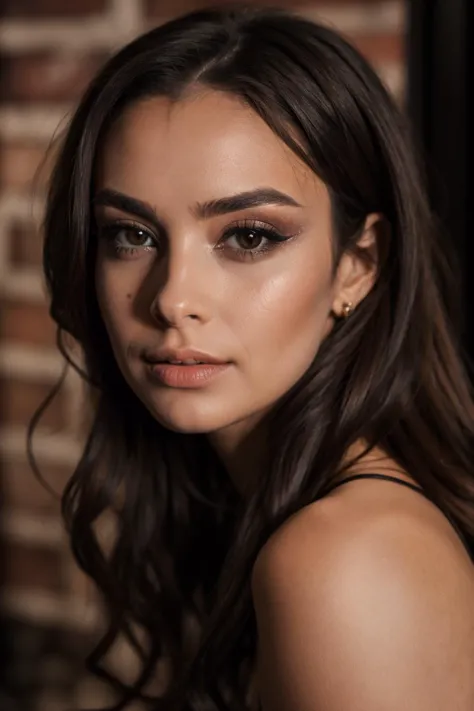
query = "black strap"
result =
(322, 472, 426, 497)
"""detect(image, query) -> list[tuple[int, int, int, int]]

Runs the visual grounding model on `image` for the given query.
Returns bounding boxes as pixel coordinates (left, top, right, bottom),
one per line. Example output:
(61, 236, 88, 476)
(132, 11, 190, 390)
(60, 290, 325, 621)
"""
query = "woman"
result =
(35, 4, 474, 709)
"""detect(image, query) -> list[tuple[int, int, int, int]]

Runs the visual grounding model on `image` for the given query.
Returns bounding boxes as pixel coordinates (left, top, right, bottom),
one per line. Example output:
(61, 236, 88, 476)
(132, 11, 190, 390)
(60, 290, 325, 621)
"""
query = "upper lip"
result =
(143, 347, 229, 365)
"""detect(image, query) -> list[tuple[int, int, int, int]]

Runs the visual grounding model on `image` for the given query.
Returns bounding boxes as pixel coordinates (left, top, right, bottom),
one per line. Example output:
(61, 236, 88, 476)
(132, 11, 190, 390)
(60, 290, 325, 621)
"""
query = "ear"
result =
(331, 213, 383, 318)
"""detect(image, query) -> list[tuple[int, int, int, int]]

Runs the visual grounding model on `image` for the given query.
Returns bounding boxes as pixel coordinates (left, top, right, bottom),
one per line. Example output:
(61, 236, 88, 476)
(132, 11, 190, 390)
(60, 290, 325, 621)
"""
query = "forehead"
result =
(95, 90, 326, 209)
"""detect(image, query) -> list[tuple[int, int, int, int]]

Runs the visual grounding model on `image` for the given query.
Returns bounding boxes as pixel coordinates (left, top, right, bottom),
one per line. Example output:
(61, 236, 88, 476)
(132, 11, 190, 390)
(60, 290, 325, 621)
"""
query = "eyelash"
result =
(97, 219, 294, 262)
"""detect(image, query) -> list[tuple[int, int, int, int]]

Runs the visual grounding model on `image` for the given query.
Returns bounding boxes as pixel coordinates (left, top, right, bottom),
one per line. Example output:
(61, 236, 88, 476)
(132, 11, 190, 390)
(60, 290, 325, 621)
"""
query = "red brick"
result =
(1, 0, 109, 17)
(9, 220, 44, 269)
(145, 0, 391, 19)
(1, 459, 70, 514)
(1, 540, 64, 592)
(0, 52, 108, 103)
(0, 140, 53, 193)
(146, 0, 289, 18)
(0, 300, 56, 347)
(349, 32, 404, 66)
(0, 377, 66, 430)
(67, 562, 99, 604)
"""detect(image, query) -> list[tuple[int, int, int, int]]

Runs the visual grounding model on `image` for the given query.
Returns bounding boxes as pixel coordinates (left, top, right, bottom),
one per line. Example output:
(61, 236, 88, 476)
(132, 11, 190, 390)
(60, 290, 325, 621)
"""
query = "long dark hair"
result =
(32, 4, 474, 709)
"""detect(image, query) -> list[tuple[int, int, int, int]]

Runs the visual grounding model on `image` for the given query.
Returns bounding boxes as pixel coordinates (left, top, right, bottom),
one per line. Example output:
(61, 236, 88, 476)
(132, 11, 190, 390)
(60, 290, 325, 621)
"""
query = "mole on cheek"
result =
(126, 293, 132, 299)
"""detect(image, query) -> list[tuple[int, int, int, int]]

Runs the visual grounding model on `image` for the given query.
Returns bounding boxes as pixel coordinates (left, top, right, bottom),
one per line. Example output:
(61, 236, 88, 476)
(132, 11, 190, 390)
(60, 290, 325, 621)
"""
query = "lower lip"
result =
(146, 362, 230, 388)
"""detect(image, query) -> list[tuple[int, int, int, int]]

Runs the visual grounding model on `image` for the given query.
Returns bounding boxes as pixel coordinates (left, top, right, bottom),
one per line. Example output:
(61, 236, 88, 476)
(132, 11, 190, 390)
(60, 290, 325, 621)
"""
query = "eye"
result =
(228, 229, 266, 251)
(220, 220, 294, 261)
(98, 221, 157, 257)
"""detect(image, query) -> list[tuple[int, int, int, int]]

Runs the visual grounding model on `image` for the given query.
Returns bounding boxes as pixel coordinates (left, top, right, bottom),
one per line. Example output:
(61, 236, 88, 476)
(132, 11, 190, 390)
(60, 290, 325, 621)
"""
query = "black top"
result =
(321, 472, 473, 561)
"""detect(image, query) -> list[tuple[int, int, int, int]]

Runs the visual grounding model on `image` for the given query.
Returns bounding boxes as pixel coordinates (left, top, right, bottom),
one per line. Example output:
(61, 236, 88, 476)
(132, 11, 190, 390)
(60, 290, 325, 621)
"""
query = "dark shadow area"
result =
(407, 0, 471, 359)
(0, 616, 93, 711)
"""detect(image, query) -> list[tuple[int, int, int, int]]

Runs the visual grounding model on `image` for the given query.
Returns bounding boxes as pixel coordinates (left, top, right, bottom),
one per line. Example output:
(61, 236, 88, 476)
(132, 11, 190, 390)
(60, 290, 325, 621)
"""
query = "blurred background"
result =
(0, 0, 468, 709)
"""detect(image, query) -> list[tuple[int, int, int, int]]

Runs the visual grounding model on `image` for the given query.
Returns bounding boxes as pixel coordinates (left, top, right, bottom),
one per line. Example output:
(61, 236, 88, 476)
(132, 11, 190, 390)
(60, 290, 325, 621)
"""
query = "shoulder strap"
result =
(322, 472, 426, 497)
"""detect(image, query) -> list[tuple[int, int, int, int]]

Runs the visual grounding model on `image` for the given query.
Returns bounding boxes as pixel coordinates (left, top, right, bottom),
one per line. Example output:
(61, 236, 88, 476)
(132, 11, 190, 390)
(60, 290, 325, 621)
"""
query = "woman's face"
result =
(94, 90, 348, 443)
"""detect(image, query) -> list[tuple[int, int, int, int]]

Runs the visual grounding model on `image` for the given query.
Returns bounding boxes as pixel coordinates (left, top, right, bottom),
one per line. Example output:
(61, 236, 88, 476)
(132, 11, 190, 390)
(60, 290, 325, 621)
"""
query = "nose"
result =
(149, 237, 212, 328)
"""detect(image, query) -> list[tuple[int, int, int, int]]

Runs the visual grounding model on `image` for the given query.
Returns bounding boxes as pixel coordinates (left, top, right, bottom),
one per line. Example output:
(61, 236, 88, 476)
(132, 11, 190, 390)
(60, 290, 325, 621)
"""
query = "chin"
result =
(144, 400, 233, 435)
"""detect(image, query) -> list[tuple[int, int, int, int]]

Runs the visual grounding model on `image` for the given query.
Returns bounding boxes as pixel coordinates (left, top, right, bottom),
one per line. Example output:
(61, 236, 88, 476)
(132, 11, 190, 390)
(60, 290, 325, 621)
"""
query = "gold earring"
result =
(341, 301, 354, 319)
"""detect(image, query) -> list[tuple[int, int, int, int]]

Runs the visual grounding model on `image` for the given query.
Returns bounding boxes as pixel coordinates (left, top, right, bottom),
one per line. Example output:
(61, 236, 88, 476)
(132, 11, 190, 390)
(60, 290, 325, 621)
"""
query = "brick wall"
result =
(0, 1, 406, 708)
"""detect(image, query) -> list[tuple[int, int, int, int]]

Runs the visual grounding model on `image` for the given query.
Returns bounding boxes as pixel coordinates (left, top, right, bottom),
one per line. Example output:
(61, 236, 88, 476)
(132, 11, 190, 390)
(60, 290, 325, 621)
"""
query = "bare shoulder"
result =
(252, 479, 474, 711)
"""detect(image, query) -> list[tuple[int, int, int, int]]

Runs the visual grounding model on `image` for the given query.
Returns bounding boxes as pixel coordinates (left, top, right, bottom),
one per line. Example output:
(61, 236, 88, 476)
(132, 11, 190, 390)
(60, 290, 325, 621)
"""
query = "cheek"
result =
(94, 260, 135, 345)
(242, 257, 333, 369)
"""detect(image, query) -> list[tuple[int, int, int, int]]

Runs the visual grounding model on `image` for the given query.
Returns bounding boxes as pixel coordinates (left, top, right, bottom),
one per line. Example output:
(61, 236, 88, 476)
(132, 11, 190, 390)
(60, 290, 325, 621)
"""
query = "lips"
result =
(143, 347, 228, 366)
(145, 360, 230, 388)
(166, 359, 205, 365)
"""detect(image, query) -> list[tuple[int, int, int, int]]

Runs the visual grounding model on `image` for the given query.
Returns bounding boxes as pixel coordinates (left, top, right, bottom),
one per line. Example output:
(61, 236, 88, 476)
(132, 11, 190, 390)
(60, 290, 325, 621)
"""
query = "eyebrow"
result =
(93, 186, 303, 224)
